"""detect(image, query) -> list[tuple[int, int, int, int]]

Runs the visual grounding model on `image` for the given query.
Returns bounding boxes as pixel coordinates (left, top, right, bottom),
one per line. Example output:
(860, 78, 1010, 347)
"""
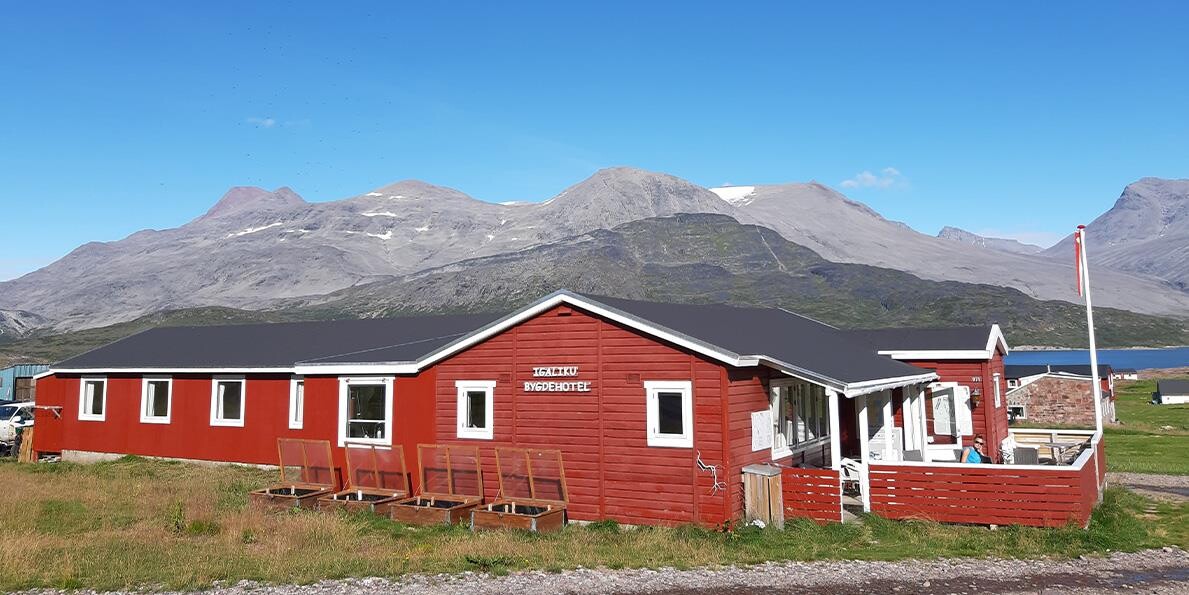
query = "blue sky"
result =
(1, 1, 1187, 280)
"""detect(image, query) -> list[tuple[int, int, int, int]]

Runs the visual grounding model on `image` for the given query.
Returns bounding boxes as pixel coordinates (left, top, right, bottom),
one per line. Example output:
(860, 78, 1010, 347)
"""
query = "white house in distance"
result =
(1112, 368, 1139, 381)
(1155, 380, 1189, 405)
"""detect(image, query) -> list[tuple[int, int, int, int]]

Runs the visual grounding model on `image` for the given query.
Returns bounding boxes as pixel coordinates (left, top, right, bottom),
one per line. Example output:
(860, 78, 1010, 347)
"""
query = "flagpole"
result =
(1078, 225, 1104, 435)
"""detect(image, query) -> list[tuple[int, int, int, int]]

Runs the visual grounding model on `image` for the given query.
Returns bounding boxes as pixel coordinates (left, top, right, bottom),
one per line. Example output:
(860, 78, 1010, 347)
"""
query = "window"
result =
(455, 380, 495, 439)
(992, 373, 1002, 408)
(645, 380, 693, 448)
(210, 377, 245, 427)
(338, 378, 392, 446)
(140, 377, 172, 424)
(1007, 378, 1019, 389)
(1008, 405, 1027, 422)
(78, 377, 107, 421)
(770, 380, 829, 458)
(289, 377, 304, 430)
(930, 382, 972, 437)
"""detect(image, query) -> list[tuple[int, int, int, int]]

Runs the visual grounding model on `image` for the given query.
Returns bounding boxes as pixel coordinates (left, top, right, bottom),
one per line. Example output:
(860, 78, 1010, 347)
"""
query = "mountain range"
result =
(0, 168, 1185, 354)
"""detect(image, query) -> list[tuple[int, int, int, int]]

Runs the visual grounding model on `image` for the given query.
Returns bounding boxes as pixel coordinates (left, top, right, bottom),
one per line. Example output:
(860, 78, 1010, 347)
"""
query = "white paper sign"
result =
(751, 409, 773, 452)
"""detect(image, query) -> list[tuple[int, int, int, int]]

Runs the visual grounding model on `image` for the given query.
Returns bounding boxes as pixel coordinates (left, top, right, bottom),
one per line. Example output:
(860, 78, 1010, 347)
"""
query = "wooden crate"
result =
(317, 444, 411, 513)
(470, 447, 568, 533)
(250, 438, 337, 511)
(385, 444, 484, 526)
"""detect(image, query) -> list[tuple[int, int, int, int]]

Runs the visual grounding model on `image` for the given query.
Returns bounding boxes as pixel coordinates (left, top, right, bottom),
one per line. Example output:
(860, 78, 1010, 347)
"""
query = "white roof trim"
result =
(843, 372, 940, 398)
(32, 370, 56, 380)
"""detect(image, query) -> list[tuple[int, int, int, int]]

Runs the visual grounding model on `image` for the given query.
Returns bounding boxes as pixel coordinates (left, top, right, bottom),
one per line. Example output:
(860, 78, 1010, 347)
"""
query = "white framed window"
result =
(210, 377, 246, 427)
(78, 377, 107, 421)
(455, 380, 496, 440)
(140, 376, 172, 424)
(770, 380, 830, 459)
(289, 377, 304, 430)
(645, 380, 693, 448)
(1007, 378, 1019, 389)
(338, 377, 393, 447)
(929, 382, 972, 437)
(992, 373, 1002, 408)
(1008, 405, 1027, 421)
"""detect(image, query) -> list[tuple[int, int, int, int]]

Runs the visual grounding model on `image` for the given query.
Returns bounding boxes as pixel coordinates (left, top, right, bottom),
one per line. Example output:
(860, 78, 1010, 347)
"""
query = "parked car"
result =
(0, 401, 34, 455)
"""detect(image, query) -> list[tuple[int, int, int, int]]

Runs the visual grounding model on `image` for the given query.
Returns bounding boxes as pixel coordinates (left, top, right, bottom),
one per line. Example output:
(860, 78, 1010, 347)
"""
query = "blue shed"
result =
(0, 364, 49, 402)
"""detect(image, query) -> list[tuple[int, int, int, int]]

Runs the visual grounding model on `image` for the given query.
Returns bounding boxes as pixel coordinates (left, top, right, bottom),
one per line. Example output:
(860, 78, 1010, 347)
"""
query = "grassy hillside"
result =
(2, 214, 1185, 367)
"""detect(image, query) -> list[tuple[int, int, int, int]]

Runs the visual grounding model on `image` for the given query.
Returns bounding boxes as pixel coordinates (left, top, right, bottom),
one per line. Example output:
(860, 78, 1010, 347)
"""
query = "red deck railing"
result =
(780, 467, 843, 524)
(867, 433, 1104, 528)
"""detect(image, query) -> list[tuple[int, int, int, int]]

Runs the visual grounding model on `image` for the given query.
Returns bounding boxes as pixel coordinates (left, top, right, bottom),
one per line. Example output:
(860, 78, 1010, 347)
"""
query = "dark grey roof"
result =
(54, 291, 932, 387)
(586, 295, 929, 385)
(1115, 368, 1137, 374)
(1157, 380, 1189, 395)
(1005, 364, 1113, 380)
(842, 326, 995, 353)
(56, 313, 504, 369)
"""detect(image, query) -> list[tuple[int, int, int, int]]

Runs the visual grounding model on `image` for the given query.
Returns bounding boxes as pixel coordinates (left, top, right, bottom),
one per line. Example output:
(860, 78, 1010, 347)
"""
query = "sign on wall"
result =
(751, 409, 773, 452)
(524, 365, 592, 393)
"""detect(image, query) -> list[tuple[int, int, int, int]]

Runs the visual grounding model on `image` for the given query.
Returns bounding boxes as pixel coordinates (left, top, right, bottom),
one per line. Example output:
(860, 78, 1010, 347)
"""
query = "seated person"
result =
(960, 434, 990, 463)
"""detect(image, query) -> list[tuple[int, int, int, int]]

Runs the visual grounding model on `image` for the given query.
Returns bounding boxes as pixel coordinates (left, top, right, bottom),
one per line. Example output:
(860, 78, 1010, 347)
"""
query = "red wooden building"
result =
(32, 291, 1104, 527)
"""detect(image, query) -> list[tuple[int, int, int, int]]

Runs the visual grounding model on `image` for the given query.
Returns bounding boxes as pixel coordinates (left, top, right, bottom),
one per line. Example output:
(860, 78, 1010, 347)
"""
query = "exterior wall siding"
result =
(903, 353, 1009, 461)
(431, 306, 734, 526)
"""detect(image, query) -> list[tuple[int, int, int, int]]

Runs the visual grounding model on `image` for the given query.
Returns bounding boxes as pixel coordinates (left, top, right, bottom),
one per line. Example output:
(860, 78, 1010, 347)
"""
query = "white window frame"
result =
(337, 377, 393, 447)
(1007, 378, 1019, 389)
(289, 376, 304, 430)
(1008, 405, 1027, 420)
(645, 380, 694, 448)
(140, 376, 172, 424)
(77, 377, 107, 422)
(209, 376, 246, 427)
(929, 382, 972, 437)
(455, 380, 496, 440)
(770, 379, 831, 460)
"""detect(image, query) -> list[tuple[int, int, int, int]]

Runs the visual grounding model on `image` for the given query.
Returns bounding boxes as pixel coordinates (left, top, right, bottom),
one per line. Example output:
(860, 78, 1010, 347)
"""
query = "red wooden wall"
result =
(431, 305, 741, 526)
(32, 372, 438, 491)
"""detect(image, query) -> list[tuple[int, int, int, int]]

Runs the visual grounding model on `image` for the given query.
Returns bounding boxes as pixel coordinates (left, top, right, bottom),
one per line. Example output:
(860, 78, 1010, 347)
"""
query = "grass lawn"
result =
(0, 456, 1184, 591)
(1106, 378, 1189, 475)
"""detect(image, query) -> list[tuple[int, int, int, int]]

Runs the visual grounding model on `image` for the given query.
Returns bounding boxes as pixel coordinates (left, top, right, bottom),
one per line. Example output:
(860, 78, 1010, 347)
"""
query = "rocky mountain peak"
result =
(201, 186, 306, 220)
(938, 226, 1043, 255)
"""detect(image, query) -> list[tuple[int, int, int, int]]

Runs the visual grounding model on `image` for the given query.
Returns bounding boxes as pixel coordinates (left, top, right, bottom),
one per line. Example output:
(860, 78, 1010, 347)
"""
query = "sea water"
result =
(1005, 347, 1189, 370)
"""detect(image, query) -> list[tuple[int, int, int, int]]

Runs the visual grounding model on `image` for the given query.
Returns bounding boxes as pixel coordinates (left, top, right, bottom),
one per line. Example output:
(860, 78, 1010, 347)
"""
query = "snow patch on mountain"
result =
(227, 222, 283, 238)
(710, 186, 757, 206)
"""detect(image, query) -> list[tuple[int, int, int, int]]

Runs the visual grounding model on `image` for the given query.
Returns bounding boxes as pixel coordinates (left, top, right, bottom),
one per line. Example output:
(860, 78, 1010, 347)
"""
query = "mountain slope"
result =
(275, 213, 1189, 348)
(937, 226, 1044, 255)
(0, 168, 743, 331)
(720, 183, 1189, 315)
(1045, 178, 1189, 289)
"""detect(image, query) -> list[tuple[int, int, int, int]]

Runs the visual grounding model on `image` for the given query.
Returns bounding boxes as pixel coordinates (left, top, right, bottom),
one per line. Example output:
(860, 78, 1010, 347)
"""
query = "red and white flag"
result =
(1074, 228, 1084, 296)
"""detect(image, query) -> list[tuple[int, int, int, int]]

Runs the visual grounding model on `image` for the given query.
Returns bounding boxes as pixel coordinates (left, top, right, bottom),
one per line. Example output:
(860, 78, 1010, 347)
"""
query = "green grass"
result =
(1106, 378, 1189, 475)
(0, 456, 1182, 591)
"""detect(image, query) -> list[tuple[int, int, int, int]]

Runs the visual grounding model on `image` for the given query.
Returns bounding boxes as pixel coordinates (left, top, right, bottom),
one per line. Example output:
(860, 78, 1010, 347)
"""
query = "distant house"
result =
(0, 364, 50, 402)
(1112, 368, 1138, 381)
(1155, 380, 1189, 405)
(1005, 364, 1114, 399)
(1006, 371, 1116, 426)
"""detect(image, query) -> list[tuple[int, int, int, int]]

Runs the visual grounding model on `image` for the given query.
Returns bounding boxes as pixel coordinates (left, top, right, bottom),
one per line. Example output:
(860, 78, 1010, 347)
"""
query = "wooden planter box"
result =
(251, 438, 337, 512)
(469, 447, 569, 533)
(383, 494, 483, 525)
(385, 444, 484, 526)
(316, 444, 411, 514)
(250, 483, 335, 511)
(471, 499, 566, 533)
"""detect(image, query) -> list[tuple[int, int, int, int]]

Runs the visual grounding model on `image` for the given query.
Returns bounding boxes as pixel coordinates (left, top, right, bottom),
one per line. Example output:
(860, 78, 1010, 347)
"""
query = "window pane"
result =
(85, 381, 104, 415)
(347, 420, 385, 439)
(657, 392, 684, 435)
(465, 390, 486, 428)
(218, 382, 242, 420)
(148, 381, 169, 417)
(292, 381, 304, 424)
(348, 385, 385, 421)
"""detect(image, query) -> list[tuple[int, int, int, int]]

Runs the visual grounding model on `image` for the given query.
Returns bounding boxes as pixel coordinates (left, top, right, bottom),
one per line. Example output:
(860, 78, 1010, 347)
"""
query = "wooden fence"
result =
(780, 467, 842, 524)
(867, 433, 1104, 528)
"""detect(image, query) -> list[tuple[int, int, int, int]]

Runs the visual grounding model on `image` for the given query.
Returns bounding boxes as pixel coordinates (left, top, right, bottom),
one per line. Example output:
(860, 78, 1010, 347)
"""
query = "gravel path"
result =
(20, 548, 1188, 595)
(1108, 472, 1189, 501)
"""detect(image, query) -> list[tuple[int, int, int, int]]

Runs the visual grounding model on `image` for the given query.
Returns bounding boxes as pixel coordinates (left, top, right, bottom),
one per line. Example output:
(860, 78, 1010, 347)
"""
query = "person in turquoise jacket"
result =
(961, 434, 988, 464)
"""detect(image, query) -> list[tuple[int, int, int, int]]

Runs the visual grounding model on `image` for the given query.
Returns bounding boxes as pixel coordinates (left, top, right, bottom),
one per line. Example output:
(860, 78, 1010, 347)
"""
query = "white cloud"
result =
(246, 117, 277, 128)
(840, 167, 906, 190)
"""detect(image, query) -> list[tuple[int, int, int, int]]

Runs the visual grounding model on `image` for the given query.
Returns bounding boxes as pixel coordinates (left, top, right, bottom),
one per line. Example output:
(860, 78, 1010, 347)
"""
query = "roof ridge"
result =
(298, 331, 477, 363)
